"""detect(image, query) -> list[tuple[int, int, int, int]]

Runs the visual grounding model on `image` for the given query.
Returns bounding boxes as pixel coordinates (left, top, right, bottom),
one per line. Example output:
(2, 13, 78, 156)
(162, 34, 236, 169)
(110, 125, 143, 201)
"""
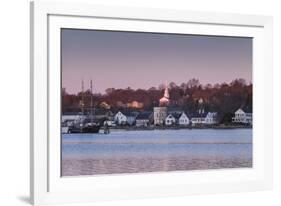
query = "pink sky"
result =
(62, 29, 252, 94)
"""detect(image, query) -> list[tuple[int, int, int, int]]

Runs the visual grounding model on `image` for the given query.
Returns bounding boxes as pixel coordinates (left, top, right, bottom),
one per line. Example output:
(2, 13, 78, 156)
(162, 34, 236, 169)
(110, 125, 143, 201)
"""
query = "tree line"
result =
(62, 78, 252, 124)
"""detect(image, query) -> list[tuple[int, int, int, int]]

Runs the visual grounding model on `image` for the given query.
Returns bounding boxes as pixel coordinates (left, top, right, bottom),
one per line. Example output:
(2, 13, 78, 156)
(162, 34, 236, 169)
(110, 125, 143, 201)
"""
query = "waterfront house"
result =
(191, 112, 207, 126)
(114, 111, 127, 125)
(204, 112, 218, 125)
(135, 112, 153, 127)
(167, 106, 184, 115)
(191, 98, 208, 126)
(178, 112, 190, 126)
(232, 108, 252, 125)
(165, 111, 190, 126)
(122, 111, 139, 126)
(154, 107, 168, 126)
(165, 114, 176, 126)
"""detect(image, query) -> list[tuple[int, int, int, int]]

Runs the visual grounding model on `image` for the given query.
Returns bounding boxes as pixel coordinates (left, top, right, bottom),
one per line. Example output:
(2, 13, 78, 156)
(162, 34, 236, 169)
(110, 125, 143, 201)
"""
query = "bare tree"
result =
(187, 78, 200, 88)
(169, 81, 178, 89)
(105, 88, 115, 95)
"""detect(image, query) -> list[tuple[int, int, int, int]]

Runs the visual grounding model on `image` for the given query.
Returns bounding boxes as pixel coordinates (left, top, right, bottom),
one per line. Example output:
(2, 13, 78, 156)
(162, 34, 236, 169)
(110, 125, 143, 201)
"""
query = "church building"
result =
(154, 83, 170, 125)
(159, 83, 170, 106)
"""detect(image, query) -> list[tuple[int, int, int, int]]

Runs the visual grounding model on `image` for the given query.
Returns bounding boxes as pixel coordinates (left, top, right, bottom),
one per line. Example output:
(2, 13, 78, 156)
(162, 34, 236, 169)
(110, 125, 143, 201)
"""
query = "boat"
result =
(61, 80, 101, 134)
(72, 79, 100, 134)
(68, 123, 100, 133)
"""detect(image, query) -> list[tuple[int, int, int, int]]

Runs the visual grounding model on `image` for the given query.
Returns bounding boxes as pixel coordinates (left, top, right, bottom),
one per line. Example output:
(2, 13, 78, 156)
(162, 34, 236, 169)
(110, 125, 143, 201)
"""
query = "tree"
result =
(62, 79, 252, 121)
(148, 87, 157, 91)
(230, 78, 246, 86)
(62, 87, 67, 96)
(204, 84, 213, 89)
(187, 78, 200, 88)
(105, 88, 115, 95)
(169, 81, 178, 89)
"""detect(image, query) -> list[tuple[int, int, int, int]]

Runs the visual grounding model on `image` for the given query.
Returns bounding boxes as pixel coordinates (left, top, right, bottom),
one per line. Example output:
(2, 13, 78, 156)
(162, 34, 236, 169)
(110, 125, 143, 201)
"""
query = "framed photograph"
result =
(30, 1, 273, 205)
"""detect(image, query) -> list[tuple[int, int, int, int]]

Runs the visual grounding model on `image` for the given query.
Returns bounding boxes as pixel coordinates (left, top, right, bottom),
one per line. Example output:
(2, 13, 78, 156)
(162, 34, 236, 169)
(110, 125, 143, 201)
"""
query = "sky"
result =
(61, 29, 252, 94)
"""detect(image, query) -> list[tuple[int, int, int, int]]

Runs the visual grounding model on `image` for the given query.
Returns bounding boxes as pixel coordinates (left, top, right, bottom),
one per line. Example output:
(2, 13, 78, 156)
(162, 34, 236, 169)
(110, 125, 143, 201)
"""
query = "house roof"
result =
(172, 113, 182, 119)
(179, 112, 189, 119)
(166, 114, 176, 119)
(167, 106, 183, 113)
(235, 107, 252, 114)
(117, 110, 139, 117)
(205, 112, 217, 118)
(166, 112, 188, 120)
(190, 112, 208, 118)
(136, 112, 152, 120)
(241, 106, 252, 113)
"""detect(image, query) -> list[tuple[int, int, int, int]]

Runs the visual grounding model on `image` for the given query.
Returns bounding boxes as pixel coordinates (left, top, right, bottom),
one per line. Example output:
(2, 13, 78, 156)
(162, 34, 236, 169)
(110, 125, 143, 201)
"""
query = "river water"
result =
(62, 128, 252, 176)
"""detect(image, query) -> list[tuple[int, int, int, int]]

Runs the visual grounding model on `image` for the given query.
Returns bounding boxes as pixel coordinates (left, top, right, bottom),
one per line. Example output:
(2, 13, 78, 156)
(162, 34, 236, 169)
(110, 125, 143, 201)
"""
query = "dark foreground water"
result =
(61, 128, 252, 176)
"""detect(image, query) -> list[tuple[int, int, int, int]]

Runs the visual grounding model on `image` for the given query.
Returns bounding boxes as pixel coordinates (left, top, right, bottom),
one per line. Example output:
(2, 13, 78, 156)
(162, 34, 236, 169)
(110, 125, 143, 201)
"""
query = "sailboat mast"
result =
(81, 79, 84, 115)
(80, 79, 84, 132)
(90, 80, 93, 124)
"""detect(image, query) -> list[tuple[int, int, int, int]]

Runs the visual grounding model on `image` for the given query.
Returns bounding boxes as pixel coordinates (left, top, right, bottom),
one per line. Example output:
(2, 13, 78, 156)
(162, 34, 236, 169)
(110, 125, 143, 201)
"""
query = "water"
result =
(62, 128, 252, 176)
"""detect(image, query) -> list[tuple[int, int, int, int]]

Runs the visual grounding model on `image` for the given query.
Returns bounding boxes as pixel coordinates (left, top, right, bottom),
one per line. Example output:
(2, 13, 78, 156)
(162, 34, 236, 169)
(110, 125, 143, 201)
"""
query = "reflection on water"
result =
(62, 129, 252, 176)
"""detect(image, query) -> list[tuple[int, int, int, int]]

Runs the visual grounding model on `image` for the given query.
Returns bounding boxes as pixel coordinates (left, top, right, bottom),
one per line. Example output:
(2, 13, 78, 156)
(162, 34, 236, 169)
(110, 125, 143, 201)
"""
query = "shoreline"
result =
(100, 125, 252, 132)
(62, 125, 252, 134)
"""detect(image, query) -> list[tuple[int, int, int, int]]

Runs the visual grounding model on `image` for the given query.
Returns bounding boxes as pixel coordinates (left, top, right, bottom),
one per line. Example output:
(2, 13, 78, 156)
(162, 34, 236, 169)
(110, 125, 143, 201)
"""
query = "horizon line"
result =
(62, 78, 252, 95)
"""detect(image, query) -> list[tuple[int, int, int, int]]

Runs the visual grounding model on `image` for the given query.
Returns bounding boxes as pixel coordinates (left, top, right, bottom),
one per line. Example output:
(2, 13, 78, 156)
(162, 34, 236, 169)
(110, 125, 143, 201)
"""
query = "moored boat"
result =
(62, 80, 101, 134)
(68, 124, 100, 133)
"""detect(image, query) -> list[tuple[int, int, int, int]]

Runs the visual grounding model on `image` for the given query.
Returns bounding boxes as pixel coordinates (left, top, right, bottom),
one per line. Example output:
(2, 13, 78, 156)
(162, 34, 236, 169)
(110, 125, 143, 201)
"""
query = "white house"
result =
(191, 113, 206, 125)
(232, 108, 252, 125)
(204, 112, 218, 125)
(122, 111, 138, 126)
(114, 111, 127, 125)
(165, 114, 176, 126)
(178, 112, 190, 126)
(191, 111, 218, 126)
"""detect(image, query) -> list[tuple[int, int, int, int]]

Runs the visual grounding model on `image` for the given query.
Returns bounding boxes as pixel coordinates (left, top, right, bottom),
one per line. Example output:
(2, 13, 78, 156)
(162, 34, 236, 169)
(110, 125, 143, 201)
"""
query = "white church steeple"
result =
(159, 82, 170, 106)
(163, 81, 169, 99)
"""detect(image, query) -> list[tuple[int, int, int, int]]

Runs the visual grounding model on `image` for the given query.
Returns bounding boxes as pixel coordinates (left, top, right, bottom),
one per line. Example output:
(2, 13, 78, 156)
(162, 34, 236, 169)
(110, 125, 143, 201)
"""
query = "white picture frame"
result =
(30, 1, 273, 205)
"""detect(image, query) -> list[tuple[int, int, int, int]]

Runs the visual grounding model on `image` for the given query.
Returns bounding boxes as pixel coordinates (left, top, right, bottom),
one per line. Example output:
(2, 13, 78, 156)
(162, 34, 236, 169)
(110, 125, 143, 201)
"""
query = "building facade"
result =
(159, 83, 170, 106)
(232, 108, 252, 125)
(153, 107, 168, 126)
(165, 114, 176, 126)
(122, 111, 138, 126)
(191, 115, 206, 125)
(191, 98, 206, 125)
(204, 112, 218, 125)
(114, 111, 127, 125)
(178, 112, 190, 125)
